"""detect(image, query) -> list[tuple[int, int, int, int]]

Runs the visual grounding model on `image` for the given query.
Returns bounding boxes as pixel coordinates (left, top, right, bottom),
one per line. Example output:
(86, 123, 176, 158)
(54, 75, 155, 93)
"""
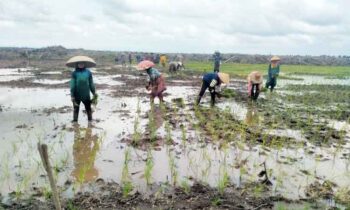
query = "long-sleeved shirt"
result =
(146, 68, 161, 83)
(70, 68, 95, 101)
(203, 73, 220, 86)
(268, 64, 280, 79)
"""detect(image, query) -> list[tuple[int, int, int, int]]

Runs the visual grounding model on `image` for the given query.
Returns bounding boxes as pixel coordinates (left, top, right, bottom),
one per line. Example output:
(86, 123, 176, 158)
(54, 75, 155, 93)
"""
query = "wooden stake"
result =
(37, 143, 61, 210)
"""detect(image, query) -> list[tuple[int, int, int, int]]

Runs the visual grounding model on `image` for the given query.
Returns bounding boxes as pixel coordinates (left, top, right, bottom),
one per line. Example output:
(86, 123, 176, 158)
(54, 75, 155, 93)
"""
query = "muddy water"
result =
(0, 70, 350, 205)
(32, 79, 70, 85)
(0, 68, 35, 82)
(279, 74, 350, 86)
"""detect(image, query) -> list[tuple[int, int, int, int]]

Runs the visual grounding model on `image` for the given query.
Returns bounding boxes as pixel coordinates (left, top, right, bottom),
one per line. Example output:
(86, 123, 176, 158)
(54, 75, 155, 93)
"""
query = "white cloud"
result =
(0, 0, 349, 55)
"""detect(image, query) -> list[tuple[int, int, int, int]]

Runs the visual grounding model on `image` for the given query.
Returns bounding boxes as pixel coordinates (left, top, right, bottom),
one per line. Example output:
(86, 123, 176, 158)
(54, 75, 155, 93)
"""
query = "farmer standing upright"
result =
(138, 60, 166, 104)
(196, 72, 230, 106)
(160, 54, 167, 68)
(265, 56, 281, 92)
(67, 56, 97, 122)
(213, 51, 222, 72)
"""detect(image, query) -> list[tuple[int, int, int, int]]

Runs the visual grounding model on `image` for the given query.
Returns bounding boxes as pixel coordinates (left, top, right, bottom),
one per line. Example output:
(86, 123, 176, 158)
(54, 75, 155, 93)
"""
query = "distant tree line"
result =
(0, 46, 349, 66)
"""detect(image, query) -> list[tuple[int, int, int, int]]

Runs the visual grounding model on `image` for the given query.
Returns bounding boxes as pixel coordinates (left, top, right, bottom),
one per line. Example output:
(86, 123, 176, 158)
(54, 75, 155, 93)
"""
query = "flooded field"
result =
(0, 66, 350, 209)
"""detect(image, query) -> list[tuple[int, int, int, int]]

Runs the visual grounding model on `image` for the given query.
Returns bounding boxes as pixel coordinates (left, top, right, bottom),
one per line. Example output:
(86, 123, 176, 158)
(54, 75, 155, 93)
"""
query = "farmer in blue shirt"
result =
(67, 56, 97, 122)
(213, 51, 222, 72)
(265, 56, 281, 92)
(196, 72, 230, 106)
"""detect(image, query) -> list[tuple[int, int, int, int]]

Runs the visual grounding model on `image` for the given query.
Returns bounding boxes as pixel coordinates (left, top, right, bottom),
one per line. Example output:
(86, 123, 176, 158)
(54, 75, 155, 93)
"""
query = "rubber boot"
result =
(196, 96, 202, 105)
(210, 93, 216, 107)
(87, 110, 92, 121)
(73, 109, 79, 122)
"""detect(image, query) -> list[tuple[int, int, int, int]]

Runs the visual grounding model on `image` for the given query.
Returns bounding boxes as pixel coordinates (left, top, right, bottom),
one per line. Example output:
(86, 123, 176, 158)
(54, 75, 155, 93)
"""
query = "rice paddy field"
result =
(0, 61, 350, 209)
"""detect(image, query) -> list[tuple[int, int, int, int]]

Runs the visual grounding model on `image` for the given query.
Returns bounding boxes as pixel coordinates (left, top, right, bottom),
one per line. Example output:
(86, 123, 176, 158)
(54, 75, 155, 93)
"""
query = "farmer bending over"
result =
(168, 61, 184, 73)
(67, 56, 97, 122)
(138, 60, 166, 104)
(247, 71, 263, 101)
(265, 56, 281, 92)
(196, 72, 230, 106)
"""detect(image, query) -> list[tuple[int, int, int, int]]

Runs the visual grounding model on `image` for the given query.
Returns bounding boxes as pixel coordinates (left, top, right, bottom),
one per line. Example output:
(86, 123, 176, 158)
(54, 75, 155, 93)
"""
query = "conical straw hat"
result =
(270, 56, 280, 62)
(137, 60, 155, 70)
(218, 73, 230, 84)
(248, 71, 263, 84)
(66, 56, 96, 68)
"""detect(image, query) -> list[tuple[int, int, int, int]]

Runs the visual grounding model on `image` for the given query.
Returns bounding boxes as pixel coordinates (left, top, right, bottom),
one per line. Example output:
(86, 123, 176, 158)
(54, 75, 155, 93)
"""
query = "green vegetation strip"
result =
(185, 61, 350, 77)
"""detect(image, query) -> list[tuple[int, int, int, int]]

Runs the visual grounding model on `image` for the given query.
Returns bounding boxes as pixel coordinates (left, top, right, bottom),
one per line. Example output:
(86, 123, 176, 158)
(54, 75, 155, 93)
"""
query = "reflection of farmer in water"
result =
(152, 106, 164, 129)
(71, 124, 100, 183)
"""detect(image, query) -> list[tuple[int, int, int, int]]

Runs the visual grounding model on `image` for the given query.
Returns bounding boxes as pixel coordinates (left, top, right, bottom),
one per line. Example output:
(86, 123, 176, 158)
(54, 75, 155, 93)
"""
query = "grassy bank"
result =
(185, 61, 350, 77)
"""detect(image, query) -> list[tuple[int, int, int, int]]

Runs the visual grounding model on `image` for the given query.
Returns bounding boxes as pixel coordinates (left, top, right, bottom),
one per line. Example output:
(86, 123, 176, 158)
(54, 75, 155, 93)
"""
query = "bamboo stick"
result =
(37, 143, 61, 210)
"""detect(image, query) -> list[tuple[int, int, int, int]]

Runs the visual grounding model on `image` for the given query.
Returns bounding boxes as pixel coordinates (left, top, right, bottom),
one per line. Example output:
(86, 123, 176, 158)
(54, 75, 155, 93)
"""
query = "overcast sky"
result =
(0, 0, 349, 55)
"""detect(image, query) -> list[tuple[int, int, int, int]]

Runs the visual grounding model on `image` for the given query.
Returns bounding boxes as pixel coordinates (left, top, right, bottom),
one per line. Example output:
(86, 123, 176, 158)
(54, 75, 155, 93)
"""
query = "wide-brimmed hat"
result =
(270, 56, 280, 62)
(218, 73, 230, 84)
(66, 56, 96, 68)
(248, 71, 263, 84)
(137, 60, 155, 71)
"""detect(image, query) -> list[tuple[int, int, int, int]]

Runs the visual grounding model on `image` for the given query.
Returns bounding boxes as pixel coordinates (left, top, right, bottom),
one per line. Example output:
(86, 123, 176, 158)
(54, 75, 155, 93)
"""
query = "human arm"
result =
(89, 71, 96, 95)
(70, 72, 76, 100)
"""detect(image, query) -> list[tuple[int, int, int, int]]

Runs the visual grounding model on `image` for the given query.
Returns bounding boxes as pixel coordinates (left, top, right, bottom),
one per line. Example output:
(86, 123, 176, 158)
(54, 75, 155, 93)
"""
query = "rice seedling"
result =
(217, 149, 229, 194)
(43, 185, 52, 200)
(168, 149, 178, 186)
(180, 124, 187, 146)
(275, 202, 287, 210)
(1, 153, 10, 181)
(66, 200, 78, 210)
(334, 187, 350, 206)
(148, 107, 157, 142)
(200, 148, 212, 184)
(181, 178, 191, 194)
(211, 197, 222, 206)
(11, 142, 19, 154)
(217, 169, 229, 194)
(77, 165, 88, 186)
(132, 115, 141, 145)
(122, 181, 133, 198)
(144, 149, 154, 185)
(164, 121, 172, 144)
(121, 148, 133, 197)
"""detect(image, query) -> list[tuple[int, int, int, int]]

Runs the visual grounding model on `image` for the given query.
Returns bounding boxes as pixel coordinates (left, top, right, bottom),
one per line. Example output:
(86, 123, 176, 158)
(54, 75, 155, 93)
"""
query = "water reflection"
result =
(152, 106, 164, 129)
(245, 104, 260, 126)
(71, 123, 100, 183)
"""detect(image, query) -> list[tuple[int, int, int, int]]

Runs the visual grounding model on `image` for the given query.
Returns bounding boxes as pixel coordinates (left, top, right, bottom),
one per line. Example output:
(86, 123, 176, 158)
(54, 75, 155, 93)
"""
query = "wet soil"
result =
(2, 181, 283, 210)
(1, 65, 350, 209)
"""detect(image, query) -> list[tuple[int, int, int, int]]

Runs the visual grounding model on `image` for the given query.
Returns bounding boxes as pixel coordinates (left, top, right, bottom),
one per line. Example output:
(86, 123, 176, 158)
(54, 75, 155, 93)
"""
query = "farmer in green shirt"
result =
(66, 56, 97, 122)
(265, 56, 281, 92)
